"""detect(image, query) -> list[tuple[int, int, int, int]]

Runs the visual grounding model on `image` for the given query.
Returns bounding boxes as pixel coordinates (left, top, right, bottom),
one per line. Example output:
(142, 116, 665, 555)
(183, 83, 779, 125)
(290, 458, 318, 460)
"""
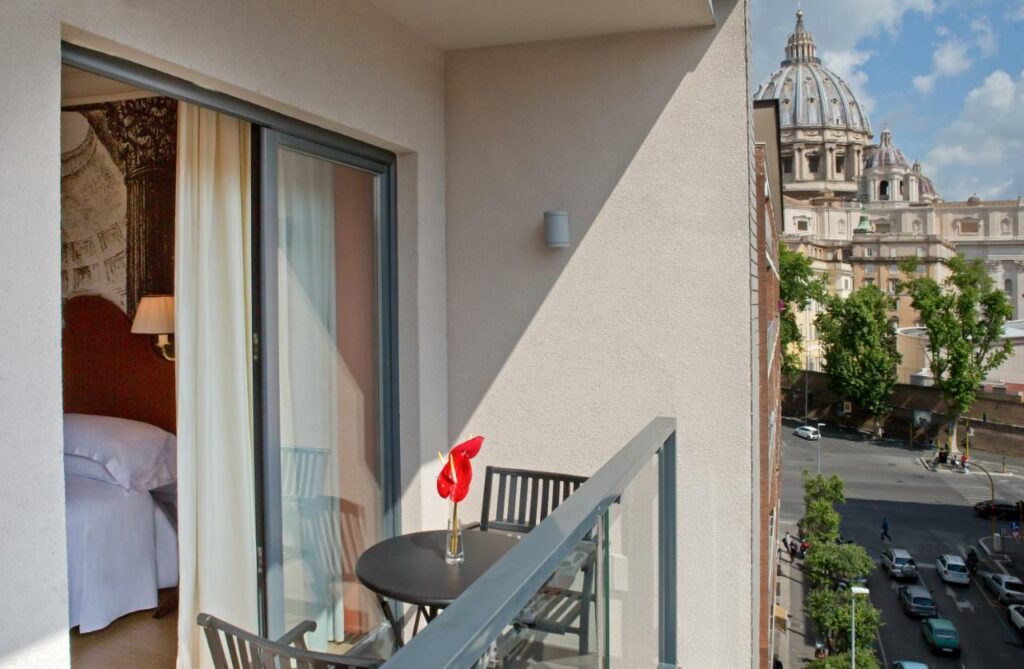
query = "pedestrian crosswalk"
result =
(940, 471, 1024, 504)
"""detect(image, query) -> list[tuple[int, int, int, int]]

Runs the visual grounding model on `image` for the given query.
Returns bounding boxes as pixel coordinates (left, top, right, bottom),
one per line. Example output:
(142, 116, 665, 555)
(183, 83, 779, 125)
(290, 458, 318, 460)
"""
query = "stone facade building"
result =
(755, 11, 1024, 377)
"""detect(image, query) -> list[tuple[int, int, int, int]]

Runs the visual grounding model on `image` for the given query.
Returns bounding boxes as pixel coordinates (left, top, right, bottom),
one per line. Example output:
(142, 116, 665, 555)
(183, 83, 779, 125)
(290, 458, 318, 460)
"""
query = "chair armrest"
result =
(276, 619, 317, 648)
(462, 521, 481, 531)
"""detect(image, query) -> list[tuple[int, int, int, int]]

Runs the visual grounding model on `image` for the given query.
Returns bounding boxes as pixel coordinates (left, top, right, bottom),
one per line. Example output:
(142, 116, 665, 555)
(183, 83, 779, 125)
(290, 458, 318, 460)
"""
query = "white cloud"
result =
(913, 38, 971, 94)
(822, 49, 877, 113)
(925, 69, 1024, 200)
(1007, 3, 1024, 22)
(752, 0, 936, 85)
(970, 17, 997, 57)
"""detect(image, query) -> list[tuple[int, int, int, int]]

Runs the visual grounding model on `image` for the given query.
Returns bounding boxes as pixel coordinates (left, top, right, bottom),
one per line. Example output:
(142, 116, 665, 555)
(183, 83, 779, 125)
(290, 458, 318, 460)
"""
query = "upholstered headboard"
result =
(62, 295, 176, 434)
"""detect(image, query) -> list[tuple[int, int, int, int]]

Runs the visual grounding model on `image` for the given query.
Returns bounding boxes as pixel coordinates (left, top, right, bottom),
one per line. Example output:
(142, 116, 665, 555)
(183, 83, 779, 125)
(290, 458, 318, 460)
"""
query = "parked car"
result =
(794, 425, 820, 440)
(835, 574, 869, 590)
(982, 572, 1024, 604)
(899, 584, 937, 618)
(921, 618, 961, 656)
(935, 554, 970, 586)
(973, 499, 1021, 520)
(1009, 604, 1024, 635)
(882, 548, 919, 580)
(892, 662, 932, 669)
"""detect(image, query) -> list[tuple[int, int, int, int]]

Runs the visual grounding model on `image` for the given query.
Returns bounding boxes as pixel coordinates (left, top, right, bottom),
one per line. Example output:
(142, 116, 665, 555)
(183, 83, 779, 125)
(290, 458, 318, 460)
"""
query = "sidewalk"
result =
(777, 524, 817, 668)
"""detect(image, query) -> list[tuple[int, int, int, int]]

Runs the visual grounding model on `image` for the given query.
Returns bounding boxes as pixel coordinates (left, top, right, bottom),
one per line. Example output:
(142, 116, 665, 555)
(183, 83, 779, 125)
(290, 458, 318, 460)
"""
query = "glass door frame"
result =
(60, 40, 400, 640)
(253, 128, 399, 638)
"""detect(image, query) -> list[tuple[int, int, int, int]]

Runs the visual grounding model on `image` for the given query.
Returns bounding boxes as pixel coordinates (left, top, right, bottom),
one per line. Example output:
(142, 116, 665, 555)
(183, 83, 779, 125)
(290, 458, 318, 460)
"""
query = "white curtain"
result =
(174, 102, 257, 669)
(276, 148, 346, 648)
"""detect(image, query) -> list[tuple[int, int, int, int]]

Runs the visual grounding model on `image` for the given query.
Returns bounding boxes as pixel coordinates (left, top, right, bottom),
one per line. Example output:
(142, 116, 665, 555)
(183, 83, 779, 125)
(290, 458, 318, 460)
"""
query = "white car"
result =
(794, 425, 820, 440)
(1009, 604, 1024, 635)
(935, 554, 970, 585)
(983, 572, 1024, 604)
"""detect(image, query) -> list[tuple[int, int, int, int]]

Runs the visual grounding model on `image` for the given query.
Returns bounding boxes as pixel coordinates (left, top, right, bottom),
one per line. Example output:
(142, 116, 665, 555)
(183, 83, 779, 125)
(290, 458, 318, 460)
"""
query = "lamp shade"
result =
(131, 295, 175, 334)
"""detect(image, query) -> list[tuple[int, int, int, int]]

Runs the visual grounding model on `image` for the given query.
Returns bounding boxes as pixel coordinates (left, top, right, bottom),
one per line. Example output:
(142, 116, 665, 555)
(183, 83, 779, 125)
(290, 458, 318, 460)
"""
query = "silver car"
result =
(882, 548, 919, 580)
(983, 572, 1024, 604)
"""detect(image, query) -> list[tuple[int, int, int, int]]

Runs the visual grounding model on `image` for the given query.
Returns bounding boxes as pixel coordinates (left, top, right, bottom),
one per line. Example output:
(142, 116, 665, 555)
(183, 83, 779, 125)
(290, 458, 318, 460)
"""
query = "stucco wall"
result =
(0, 4, 69, 668)
(0, 1, 447, 665)
(444, 0, 754, 663)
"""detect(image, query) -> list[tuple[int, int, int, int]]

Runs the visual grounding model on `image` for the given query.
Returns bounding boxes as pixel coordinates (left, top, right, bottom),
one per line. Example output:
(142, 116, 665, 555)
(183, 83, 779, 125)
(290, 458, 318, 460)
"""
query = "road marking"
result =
(945, 585, 975, 612)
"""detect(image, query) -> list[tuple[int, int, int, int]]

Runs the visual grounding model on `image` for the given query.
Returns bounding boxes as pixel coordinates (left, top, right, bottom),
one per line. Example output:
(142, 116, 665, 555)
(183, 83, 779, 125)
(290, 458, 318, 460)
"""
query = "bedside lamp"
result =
(132, 295, 175, 361)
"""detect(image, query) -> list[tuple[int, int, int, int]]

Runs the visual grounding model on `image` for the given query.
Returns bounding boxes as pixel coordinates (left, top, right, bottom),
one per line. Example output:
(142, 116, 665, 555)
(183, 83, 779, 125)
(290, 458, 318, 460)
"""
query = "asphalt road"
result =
(781, 421, 1024, 669)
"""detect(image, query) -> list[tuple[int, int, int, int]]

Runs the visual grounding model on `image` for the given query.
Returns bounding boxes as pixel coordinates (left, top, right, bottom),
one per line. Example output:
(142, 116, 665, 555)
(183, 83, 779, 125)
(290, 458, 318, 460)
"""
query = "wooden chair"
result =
(475, 466, 595, 657)
(197, 613, 383, 669)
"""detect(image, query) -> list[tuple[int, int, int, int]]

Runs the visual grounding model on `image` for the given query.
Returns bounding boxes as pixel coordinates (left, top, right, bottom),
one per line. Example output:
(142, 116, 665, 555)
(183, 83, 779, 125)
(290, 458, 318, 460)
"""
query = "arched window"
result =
(1006, 279, 1013, 296)
(879, 180, 890, 200)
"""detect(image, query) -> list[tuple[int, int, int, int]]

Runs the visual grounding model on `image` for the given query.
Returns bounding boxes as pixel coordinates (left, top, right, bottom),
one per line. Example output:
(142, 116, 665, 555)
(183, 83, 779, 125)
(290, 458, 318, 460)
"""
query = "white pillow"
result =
(63, 414, 176, 492)
(63, 453, 121, 486)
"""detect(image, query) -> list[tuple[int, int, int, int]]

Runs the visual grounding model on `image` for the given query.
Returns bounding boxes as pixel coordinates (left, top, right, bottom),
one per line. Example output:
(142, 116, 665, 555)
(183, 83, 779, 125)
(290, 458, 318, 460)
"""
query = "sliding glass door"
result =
(256, 129, 397, 650)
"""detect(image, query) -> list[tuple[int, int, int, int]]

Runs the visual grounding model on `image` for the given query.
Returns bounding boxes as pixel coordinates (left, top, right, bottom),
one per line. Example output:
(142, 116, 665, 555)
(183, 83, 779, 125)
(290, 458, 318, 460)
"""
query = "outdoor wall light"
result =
(544, 210, 570, 248)
(132, 294, 175, 362)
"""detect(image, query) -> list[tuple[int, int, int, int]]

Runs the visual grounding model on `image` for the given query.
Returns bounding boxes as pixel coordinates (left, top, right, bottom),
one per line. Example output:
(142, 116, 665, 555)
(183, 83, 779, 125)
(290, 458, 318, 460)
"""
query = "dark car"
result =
(899, 584, 938, 618)
(974, 500, 1021, 520)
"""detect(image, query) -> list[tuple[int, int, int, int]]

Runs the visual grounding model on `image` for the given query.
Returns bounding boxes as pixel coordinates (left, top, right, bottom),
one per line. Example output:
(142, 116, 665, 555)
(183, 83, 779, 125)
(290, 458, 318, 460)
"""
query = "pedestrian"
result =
(880, 516, 892, 542)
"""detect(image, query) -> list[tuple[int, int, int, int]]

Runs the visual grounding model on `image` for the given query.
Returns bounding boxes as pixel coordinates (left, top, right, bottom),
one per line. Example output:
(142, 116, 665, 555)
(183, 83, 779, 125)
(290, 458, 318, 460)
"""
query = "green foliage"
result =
(899, 255, 1014, 438)
(806, 588, 883, 657)
(803, 471, 846, 508)
(801, 498, 841, 544)
(816, 285, 901, 423)
(805, 651, 880, 669)
(779, 242, 828, 377)
(803, 542, 876, 589)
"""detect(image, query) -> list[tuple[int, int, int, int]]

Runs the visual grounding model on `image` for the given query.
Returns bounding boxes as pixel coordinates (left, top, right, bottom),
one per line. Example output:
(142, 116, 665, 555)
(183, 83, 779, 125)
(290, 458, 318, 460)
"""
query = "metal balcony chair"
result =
(474, 466, 595, 657)
(197, 613, 383, 669)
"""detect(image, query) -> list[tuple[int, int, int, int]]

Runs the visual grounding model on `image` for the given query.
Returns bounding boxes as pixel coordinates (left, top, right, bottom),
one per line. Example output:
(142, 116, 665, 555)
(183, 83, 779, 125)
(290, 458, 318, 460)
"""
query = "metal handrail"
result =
(381, 417, 678, 669)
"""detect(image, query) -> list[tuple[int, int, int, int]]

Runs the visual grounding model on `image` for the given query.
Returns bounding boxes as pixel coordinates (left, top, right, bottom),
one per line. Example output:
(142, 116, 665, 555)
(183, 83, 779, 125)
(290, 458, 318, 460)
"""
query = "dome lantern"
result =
(783, 10, 819, 65)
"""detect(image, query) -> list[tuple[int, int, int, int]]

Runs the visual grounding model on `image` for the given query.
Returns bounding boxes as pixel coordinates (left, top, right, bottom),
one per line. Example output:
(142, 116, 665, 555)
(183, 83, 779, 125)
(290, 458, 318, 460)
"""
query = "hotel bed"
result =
(64, 413, 179, 632)
(61, 296, 180, 632)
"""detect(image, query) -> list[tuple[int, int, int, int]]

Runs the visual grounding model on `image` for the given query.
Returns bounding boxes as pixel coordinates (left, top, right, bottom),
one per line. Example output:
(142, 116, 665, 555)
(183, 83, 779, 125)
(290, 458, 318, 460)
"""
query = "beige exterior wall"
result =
(0, 1, 448, 666)
(445, 1, 754, 664)
(1, 0, 756, 666)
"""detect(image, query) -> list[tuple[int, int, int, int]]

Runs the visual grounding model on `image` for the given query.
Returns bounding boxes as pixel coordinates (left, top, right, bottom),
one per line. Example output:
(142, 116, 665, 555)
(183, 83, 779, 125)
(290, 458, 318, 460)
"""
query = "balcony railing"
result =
(380, 417, 678, 668)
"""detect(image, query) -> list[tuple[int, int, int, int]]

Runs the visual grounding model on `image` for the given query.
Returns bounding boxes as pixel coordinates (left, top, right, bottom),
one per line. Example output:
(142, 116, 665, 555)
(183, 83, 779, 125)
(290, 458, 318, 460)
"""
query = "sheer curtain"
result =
(276, 147, 346, 649)
(174, 102, 257, 669)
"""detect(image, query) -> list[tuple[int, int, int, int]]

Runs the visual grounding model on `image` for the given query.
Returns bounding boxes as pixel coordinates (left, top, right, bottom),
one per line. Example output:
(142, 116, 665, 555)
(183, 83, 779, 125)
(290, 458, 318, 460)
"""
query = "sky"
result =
(751, 0, 1024, 201)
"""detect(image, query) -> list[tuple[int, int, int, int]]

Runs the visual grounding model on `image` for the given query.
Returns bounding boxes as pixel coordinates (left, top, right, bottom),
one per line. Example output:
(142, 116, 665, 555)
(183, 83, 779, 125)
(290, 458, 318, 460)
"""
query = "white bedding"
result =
(65, 476, 178, 632)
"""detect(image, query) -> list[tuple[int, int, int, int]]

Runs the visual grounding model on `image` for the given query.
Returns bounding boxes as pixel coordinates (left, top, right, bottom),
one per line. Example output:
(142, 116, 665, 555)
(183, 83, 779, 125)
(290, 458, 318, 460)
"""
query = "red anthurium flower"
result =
(436, 436, 485, 503)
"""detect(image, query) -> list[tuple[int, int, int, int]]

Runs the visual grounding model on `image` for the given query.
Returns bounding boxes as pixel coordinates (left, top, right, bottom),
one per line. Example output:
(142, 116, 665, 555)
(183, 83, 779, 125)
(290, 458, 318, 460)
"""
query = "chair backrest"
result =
(281, 445, 329, 500)
(197, 613, 380, 669)
(480, 466, 588, 534)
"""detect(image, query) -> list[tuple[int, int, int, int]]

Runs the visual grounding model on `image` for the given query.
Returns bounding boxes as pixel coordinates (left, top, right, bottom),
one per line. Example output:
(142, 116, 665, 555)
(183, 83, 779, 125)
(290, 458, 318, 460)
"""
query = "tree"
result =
(801, 498, 841, 544)
(803, 471, 845, 508)
(803, 542, 875, 589)
(806, 587, 883, 657)
(816, 285, 902, 437)
(779, 242, 828, 377)
(805, 651, 880, 669)
(899, 254, 1014, 450)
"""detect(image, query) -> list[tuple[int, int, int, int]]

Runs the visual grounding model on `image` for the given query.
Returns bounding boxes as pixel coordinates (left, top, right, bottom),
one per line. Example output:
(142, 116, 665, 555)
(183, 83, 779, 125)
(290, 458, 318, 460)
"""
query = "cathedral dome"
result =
(753, 11, 872, 136)
(863, 127, 909, 170)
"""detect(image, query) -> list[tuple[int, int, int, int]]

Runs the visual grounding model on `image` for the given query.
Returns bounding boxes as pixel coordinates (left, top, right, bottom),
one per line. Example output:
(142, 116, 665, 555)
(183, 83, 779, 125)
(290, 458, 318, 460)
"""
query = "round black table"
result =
(356, 529, 521, 645)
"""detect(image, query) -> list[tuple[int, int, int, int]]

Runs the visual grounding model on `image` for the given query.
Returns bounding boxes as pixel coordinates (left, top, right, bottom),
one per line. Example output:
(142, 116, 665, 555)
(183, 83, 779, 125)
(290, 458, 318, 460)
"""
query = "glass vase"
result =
(446, 499, 464, 564)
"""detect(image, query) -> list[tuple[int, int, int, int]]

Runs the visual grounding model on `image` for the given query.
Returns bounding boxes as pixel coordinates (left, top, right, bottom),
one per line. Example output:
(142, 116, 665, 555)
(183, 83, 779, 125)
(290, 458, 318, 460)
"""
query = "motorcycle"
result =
(965, 548, 979, 574)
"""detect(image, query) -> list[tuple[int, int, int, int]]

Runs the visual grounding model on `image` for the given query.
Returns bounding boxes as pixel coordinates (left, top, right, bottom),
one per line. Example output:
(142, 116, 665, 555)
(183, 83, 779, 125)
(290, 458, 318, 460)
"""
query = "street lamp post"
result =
(850, 586, 870, 668)
(804, 305, 812, 425)
(817, 422, 826, 475)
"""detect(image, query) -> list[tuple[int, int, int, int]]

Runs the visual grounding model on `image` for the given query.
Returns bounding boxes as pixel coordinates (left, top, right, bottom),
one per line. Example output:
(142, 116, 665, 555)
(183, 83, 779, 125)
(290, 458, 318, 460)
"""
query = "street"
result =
(780, 421, 1024, 668)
